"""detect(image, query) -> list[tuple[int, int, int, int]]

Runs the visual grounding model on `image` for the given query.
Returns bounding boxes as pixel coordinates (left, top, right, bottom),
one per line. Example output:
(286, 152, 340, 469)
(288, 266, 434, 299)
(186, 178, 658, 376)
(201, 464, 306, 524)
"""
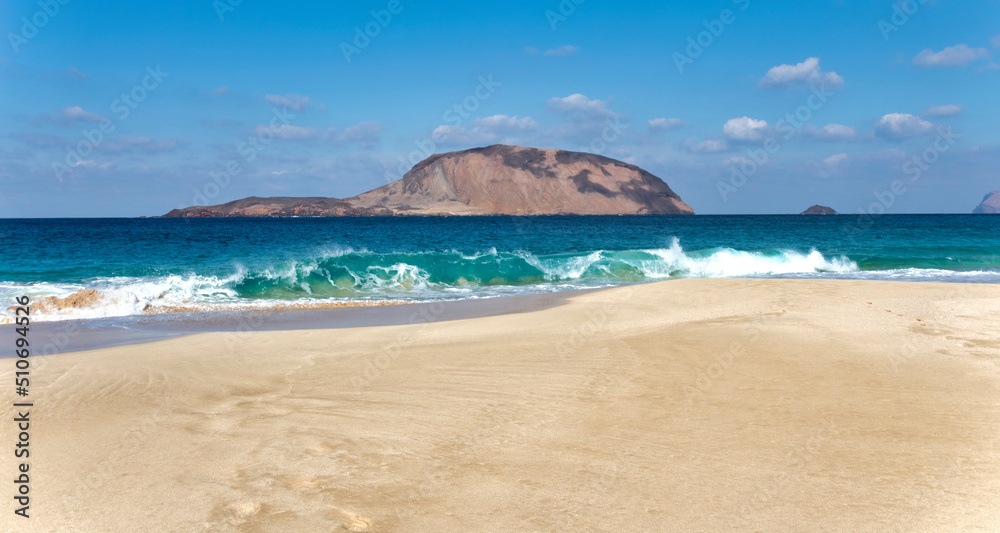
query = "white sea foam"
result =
(5, 238, 997, 324)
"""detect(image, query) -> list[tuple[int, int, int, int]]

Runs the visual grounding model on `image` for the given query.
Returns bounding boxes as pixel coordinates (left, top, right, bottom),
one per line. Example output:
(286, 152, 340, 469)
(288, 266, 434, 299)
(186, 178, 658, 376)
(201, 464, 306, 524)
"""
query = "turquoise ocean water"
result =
(1, 215, 998, 322)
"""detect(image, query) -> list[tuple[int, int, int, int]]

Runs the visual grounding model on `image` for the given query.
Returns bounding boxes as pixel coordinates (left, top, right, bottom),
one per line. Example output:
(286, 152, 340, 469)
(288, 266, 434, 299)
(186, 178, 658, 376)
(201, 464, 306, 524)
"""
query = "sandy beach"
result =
(2, 278, 999, 532)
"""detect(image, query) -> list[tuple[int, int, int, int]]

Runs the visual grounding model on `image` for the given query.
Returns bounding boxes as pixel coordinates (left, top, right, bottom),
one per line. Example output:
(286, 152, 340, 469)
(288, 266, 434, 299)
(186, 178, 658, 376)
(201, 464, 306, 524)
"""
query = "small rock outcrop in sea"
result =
(973, 191, 1000, 214)
(162, 145, 695, 217)
(800, 205, 838, 215)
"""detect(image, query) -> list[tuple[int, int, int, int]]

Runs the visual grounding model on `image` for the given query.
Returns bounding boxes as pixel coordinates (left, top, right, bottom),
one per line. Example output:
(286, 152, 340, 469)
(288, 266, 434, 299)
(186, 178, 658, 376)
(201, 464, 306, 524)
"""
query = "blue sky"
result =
(1, 0, 998, 216)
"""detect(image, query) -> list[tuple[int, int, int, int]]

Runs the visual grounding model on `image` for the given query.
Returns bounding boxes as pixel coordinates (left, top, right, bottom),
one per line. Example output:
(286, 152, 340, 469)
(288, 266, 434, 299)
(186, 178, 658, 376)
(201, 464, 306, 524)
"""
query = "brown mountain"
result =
(973, 191, 1000, 214)
(162, 145, 694, 218)
(161, 197, 392, 218)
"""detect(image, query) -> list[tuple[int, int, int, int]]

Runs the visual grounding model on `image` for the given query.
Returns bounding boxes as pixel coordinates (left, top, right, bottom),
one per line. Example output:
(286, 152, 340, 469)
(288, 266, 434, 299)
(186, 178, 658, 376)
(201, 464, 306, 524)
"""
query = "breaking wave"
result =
(13, 236, 994, 323)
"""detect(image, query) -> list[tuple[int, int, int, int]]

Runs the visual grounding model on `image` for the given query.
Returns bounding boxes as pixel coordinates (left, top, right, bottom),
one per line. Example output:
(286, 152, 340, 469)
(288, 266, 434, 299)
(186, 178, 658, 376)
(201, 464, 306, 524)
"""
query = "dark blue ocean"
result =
(2, 215, 998, 322)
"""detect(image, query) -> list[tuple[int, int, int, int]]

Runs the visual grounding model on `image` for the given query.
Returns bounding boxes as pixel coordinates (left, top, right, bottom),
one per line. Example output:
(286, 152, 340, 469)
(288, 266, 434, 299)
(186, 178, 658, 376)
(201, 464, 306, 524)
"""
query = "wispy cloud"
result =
(804, 123, 856, 141)
(823, 153, 848, 166)
(760, 57, 844, 90)
(923, 104, 964, 117)
(543, 45, 578, 57)
(548, 94, 618, 120)
(432, 114, 537, 145)
(264, 93, 312, 111)
(913, 44, 990, 67)
(648, 118, 684, 131)
(685, 139, 729, 153)
(252, 124, 319, 140)
(335, 122, 383, 147)
(60, 106, 106, 123)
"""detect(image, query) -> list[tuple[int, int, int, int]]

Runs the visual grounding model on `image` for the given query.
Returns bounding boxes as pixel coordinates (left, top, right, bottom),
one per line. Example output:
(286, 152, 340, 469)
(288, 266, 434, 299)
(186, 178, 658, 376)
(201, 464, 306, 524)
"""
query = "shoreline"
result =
(0, 288, 590, 356)
(2, 278, 999, 531)
(5, 276, 999, 355)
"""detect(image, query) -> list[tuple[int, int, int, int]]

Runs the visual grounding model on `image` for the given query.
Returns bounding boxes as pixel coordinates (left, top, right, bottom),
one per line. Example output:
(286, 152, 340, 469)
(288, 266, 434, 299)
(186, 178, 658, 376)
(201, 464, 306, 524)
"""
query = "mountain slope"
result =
(163, 145, 694, 217)
(973, 191, 1000, 214)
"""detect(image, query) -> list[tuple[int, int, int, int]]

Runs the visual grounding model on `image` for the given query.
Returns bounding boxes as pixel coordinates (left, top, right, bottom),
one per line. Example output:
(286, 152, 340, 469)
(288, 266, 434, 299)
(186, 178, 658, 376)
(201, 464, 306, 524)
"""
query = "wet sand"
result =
(0, 289, 579, 355)
(1, 279, 999, 532)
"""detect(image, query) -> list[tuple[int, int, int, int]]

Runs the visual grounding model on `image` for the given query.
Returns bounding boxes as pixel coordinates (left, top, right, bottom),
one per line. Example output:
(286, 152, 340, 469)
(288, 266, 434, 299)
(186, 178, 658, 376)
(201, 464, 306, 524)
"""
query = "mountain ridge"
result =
(162, 145, 694, 217)
(973, 191, 1000, 214)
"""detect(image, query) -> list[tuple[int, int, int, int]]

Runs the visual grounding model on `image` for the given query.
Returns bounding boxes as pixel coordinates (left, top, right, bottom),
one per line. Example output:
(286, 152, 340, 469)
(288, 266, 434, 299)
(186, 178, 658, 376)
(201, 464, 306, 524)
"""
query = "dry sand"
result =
(2, 279, 999, 532)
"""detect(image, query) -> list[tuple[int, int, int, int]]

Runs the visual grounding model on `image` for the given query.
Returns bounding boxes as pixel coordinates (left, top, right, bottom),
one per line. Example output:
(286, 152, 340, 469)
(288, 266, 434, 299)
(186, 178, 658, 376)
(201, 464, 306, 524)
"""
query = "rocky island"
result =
(800, 205, 838, 215)
(973, 191, 999, 214)
(162, 145, 694, 217)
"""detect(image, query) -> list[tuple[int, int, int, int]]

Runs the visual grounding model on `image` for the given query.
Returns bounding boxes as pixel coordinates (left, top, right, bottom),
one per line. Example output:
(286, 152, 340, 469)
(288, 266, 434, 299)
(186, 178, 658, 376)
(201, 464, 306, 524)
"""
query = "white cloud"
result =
(211, 86, 230, 96)
(253, 124, 318, 140)
(547, 93, 618, 120)
(648, 118, 684, 131)
(264, 93, 312, 111)
(339, 122, 382, 147)
(546, 94, 625, 143)
(913, 45, 990, 67)
(524, 46, 539, 55)
(809, 123, 856, 141)
(759, 57, 844, 90)
(923, 104, 964, 117)
(432, 114, 538, 145)
(60, 106, 106, 123)
(687, 139, 729, 153)
(723, 116, 769, 141)
(543, 45, 578, 57)
(823, 153, 848, 166)
(875, 113, 934, 139)
(993, 35, 1000, 48)
(473, 114, 538, 132)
